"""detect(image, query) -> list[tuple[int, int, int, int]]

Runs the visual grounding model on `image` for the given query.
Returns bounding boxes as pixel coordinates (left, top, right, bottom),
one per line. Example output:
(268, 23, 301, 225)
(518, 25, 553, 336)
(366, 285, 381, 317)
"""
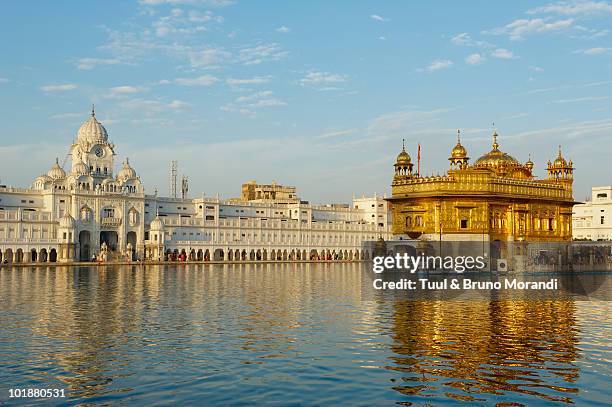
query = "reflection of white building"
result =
(573, 186, 612, 241)
(0, 109, 391, 264)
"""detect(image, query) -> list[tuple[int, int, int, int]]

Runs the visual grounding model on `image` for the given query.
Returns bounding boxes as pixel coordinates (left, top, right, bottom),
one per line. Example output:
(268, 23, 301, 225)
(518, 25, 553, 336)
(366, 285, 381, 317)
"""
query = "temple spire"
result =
(91, 104, 95, 117)
(457, 129, 461, 143)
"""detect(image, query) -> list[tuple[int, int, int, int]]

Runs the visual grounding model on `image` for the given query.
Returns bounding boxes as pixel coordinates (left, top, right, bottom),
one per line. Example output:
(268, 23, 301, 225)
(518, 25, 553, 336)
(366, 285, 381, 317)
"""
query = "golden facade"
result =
(387, 131, 575, 242)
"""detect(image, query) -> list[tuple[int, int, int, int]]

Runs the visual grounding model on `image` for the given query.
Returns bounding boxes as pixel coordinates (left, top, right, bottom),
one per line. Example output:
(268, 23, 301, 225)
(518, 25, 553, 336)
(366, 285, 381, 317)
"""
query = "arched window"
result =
(81, 206, 92, 222)
(128, 208, 138, 226)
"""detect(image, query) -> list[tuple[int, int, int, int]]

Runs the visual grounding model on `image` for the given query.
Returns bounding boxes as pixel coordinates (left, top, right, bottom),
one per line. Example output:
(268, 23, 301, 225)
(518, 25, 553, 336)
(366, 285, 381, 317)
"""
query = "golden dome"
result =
(395, 140, 412, 165)
(553, 146, 567, 167)
(473, 131, 520, 167)
(450, 130, 468, 159)
(525, 154, 534, 171)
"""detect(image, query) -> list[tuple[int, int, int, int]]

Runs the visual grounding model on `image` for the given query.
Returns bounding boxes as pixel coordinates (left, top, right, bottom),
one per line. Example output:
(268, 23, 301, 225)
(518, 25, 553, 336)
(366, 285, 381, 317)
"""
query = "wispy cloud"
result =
(528, 1, 612, 16)
(316, 129, 357, 140)
(575, 46, 612, 54)
(450, 32, 492, 47)
(110, 85, 146, 96)
(119, 98, 189, 114)
(300, 71, 348, 85)
(188, 47, 231, 69)
(175, 74, 220, 86)
(50, 112, 83, 120)
(276, 25, 290, 33)
(76, 58, 122, 70)
(370, 14, 389, 22)
(420, 59, 454, 73)
(226, 76, 272, 86)
(238, 43, 288, 65)
(0, 77, 9, 84)
(41, 83, 78, 92)
(551, 95, 609, 103)
(465, 53, 485, 65)
(487, 18, 574, 40)
(221, 90, 286, 116)
(491, 48, 516, 59)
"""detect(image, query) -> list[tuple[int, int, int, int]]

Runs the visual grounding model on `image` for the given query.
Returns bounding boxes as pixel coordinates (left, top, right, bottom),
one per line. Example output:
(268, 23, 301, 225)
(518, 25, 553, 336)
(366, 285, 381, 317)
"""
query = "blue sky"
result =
(0, 0, 611, 202)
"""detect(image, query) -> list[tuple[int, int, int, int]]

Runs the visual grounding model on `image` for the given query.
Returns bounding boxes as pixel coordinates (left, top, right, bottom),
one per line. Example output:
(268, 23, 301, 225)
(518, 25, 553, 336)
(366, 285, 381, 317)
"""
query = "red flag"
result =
(417, 143, 421, 177)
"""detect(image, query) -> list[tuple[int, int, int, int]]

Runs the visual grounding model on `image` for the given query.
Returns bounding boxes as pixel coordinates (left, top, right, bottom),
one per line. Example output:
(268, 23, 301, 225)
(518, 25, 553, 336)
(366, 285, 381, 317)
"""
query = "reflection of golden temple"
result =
(388, 299, 580, 403)
(387, 130, 575, 243)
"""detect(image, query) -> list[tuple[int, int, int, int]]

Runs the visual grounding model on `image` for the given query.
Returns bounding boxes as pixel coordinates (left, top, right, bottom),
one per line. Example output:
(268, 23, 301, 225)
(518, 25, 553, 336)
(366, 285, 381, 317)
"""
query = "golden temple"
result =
(387, 131, 575, 243)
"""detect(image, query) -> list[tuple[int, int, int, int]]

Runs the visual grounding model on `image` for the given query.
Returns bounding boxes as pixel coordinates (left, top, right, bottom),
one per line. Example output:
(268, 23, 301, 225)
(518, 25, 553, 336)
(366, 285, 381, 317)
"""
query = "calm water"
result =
(0, 264, 609, 406)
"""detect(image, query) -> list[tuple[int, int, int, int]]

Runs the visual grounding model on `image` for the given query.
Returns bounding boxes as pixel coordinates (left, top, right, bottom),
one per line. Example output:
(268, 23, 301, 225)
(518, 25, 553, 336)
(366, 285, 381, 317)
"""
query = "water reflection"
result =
(388, 300, 580, 404)
(0, 264, 609, 406)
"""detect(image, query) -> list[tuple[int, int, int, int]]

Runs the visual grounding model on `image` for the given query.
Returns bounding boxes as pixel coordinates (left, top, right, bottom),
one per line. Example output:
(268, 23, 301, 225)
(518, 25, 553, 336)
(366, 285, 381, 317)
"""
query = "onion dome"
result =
(525, 154, 534, 171)
(59, 213, 76, 229)
(395, 141, 412, 165)
(473, 131, 520, 167)
(553, 146, 568, 167)
(77, 106, 108, 145)
(47, 158, 66, 179)
(71, 157, 89, 176)
(150, 215, 165, 231)
(450, 130, 468, 159)
(117, 158, 137, 181)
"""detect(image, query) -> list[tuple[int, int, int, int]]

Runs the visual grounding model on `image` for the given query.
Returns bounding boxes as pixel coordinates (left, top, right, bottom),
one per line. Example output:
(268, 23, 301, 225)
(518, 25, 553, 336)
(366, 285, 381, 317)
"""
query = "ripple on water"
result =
(0, 265, 609, 406)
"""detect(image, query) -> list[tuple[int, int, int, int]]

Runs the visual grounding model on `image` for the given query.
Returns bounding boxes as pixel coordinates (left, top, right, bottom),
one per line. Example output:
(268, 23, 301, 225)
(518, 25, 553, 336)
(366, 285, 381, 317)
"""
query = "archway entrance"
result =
(79, 231, 91, 261)
(49, 249, 57, 263)
(100, 231, 118, 252)
(126, 231, 137, 260)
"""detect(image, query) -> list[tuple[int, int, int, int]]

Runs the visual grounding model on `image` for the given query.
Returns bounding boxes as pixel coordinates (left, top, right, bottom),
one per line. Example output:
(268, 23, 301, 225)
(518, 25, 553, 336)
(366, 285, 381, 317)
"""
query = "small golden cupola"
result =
(394, 139, 413, 178)
(525, 154, 534, 172)
(449, 129, 469, 169)
(547, 145, 573, 180)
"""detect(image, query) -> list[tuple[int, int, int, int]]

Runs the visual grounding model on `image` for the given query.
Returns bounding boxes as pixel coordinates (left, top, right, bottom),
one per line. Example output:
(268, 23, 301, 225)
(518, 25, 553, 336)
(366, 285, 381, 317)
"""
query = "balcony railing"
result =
(101, 217, 122, 227)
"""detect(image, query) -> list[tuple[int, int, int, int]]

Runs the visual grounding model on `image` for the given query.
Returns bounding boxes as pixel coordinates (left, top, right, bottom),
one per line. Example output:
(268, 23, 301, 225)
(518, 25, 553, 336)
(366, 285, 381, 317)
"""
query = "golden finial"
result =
(492, 131, 499, 151)
(402, 138, 405, 151)
(457, 129, 461, 143)
(558, 145, 562, 157)
(91, 104, 95, 117)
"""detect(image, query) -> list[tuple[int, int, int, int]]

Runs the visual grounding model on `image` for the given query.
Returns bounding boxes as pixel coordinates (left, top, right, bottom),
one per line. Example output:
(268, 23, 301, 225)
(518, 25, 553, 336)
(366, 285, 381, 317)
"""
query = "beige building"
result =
(239, 180, 299, 203)
(0, 109, 391, 264)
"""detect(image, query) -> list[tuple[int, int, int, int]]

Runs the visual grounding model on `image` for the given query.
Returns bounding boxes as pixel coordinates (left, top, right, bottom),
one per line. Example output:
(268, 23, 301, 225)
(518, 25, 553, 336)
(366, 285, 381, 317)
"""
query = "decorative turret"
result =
(449, 129, 469, 169)
(547, 145, 573, 181)
(394, 139, 414, 178)
(117, 158, 137, 181)
(525, 154, 534, 172)
(47, 158, 66, 180)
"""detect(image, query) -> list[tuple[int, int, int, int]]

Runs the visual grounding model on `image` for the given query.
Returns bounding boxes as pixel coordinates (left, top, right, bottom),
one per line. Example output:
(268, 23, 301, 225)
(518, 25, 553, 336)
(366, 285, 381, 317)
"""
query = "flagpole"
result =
(417, 143, 421, 177)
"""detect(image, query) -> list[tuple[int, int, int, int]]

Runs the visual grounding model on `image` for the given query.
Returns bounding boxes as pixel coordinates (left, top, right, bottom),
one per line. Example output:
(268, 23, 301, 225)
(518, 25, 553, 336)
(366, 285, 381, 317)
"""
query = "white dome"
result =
(150, 216, 165, 231)
(59, 213, 76, 229)
(117, 158, 137, 181)
(72, 158, 89, 176)
(47, 158, 66, 179)
(77, 108, 108, 145)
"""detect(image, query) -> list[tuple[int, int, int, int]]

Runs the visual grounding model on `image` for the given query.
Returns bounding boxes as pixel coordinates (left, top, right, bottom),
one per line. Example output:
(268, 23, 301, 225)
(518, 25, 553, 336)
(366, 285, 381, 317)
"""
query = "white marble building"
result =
(0, 110, 391, 264)
(573, 186, 612, 241)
